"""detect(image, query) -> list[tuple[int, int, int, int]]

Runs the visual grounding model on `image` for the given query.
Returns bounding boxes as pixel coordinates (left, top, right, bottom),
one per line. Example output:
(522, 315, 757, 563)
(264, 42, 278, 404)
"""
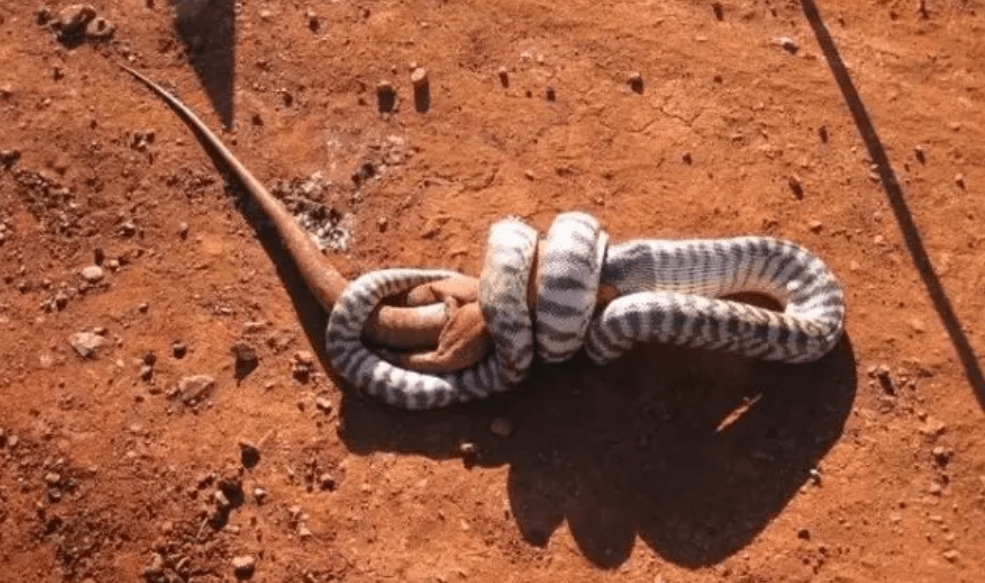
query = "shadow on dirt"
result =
(802, 0, 985, 410)
(173, 0, 236, 129)
(334, 334, 856, 568)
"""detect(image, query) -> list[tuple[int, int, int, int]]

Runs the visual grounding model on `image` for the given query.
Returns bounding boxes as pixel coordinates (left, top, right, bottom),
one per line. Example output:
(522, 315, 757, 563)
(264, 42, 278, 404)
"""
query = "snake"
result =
(327, 212, 846, 409)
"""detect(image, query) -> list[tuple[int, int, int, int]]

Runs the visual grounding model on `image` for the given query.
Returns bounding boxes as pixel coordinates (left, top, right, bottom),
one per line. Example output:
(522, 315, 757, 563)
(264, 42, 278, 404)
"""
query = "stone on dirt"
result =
(69, 331, 108, 358)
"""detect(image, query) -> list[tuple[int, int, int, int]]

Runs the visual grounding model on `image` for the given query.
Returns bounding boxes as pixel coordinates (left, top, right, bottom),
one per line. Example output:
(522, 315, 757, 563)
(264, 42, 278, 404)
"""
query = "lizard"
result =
(118, 63, 492, 372)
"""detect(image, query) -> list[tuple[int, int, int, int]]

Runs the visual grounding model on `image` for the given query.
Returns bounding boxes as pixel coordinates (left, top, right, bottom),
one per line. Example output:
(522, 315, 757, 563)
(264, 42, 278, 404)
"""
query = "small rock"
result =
(85, 15, 114, 39)
(954, 173, 965, 189)
(376, 81, 396, 113)
(459, 442, 477, 457)
(138, 364, 154, 381)
(490, 417, 513, 437)
(545, 86, 556, 101)
(253, 486, 267, 503)
(942, 549, 960, 562)
(298, 524, 313, 539)
(52, 4, 97, 36)
(177, 374, 217, 406)
(872, 364, 894, 394)
(69, 331, 108, 359)
(497, 67, 509, 87)
(928, 481, 943, 496)
(788, 175, 804, 198)
(797, 527, 811, 540)
(0, 149, 21, 169)
(80, 265, 104, 283)
(119, 220, 137, 237)
(410, 67, 429, 89)
(315, 396, 333, 414)
(808, 220, 823, 233)
(682, 151, 693, 165)
(214, 488, 232, 510)
(932, 446, 951, 466)
(777, 36, 799, 54)
(231, 341, 259, 376)
(231, 555, 256, 579)
(318, 472, 336, 490)
(919, 416, 947, 438)
(172, 341, 188, 359)
(306, 9, 320, 31)
(914, 144, 926, 163)
(178, 222, 189, 239)
(712, 1, 724, 20)
(239, 440, 261, 469)
(627, 71, 644, 93)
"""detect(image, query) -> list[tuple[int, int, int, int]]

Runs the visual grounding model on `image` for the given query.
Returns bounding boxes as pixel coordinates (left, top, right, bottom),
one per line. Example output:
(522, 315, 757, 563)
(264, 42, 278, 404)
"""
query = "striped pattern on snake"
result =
(478, 218, 539, 384)
(327, 269, 505, 409)
(584, 237, 845, 364)
(534, 212, 609, 363)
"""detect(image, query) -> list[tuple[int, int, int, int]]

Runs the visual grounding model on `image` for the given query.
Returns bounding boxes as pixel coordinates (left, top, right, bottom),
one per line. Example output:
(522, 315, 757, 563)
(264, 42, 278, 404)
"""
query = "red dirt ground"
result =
(2, 1, 984, 581)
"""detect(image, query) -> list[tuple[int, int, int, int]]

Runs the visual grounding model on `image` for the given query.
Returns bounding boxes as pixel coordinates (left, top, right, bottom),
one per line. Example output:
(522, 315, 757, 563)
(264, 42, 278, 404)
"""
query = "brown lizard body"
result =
(119, 64, 491, 369)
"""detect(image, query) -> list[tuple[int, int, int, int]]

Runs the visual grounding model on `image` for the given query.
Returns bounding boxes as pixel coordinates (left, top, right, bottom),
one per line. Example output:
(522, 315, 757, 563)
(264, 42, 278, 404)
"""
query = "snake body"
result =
(327, 269, 505, 409)
(328, 214, 846, 410)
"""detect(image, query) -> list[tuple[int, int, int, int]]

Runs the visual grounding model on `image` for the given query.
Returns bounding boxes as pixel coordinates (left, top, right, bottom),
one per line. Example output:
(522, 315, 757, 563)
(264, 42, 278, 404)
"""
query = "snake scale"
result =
(328, 212, 846, 409)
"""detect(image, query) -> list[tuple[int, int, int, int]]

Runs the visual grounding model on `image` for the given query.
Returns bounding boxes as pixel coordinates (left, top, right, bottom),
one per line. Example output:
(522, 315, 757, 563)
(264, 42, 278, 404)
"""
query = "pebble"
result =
(497, 67, 509, 87)
(306, 9, 320, 31)
(69, 331, 108, 359)
(459, 442, 477, 457)
(490, 417, 513, 437)
(627, 71, 644, 93)
(954, 173, 965, 189)
(914, 144, 926, 163)
(315, 396, 333, 413)
(410, 67, 429, 89)
(177, 374, 216, 405)
(239, 440, 261, 468)
(932, 446, 951, 466)
(376, 81, 396, 113)
(253, 486, 267, 503)
(231, 555, 256, 579)
(788, 175, 804, 198)
(79, 265, 105, 283)
(0, 149, 21, 169)
(231, 342, 259, 368)
(178, 222, 189, 239)
(318, 472, 337, 490)
(808, 220, 823, 233)
(777, 36, 799, 54)
(942, 550, 960, 562)
(172, 341, 188, 359)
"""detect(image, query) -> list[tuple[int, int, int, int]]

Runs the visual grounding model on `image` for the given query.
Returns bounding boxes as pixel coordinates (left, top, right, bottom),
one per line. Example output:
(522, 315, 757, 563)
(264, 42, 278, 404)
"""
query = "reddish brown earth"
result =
(2, 1, 984, 582)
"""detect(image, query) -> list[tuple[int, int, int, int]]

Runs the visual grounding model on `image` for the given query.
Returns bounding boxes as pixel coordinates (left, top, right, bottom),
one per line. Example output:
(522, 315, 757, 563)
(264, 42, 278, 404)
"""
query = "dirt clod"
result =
(231, 555, 257, 579)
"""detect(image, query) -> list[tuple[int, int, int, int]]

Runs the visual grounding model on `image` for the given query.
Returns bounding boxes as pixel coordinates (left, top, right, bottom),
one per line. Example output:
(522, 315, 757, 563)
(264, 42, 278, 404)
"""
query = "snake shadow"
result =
(337, 332, 857, 568)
